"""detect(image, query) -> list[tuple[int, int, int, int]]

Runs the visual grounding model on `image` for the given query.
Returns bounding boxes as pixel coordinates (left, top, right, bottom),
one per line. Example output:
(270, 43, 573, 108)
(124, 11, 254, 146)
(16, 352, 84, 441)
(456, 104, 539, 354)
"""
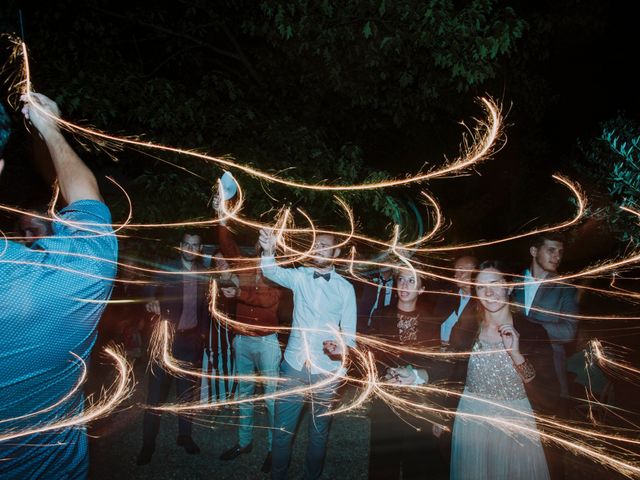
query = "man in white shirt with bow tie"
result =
(259, 228, 356, 480)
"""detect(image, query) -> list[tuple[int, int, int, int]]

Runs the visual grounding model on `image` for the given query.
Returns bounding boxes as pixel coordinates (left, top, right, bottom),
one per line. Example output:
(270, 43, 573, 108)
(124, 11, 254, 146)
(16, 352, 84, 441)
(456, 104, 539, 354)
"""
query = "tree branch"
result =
(92, 7, 247, 66)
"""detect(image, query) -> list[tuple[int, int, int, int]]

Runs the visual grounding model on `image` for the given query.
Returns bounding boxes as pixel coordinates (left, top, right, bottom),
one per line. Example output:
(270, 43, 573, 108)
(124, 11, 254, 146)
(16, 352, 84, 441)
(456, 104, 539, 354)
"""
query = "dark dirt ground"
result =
(88, 359, 369, 480)
(86, 357, 633, 480)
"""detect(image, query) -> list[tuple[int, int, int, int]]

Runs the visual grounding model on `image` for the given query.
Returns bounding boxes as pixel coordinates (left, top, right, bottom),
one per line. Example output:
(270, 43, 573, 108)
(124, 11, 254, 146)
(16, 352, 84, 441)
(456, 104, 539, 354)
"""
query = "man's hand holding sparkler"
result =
(213, 171, 238, 226)
(20, 92, 102, 204)
(221, 286, 239, 298)
(384, 365, 428, 386)
(322, 340, 348, 360)
(145, 299, 161, 316)
(259, 228, 277, 257)
(21, 92, 60, 139)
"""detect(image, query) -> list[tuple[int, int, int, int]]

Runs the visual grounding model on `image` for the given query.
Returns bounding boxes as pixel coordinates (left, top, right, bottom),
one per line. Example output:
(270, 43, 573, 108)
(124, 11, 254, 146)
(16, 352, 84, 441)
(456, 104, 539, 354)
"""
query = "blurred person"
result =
(96, 264, 146, 360)
(367, 270, 447, 479)
(214, 196, 282, 473)
(210, 251, 239, 400)
(259, 228, 356, 480)
(0, 93, 117, 479)
(137, 231, 210, 465)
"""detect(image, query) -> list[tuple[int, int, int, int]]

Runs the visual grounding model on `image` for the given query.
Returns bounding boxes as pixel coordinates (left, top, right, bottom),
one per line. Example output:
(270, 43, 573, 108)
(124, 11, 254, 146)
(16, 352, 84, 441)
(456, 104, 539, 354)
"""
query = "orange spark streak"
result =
(0, 353, 87, 425)
(15, 41, 503, 192)
(0, 347, 133, 443)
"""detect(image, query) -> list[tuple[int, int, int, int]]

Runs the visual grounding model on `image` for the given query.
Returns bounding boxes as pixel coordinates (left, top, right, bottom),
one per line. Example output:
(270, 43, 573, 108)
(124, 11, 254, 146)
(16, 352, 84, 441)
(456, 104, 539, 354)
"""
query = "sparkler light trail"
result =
(12, 39, 505, 192)
(591, 339, 640, 379)
(0, 347, 133, 443)
(0, 353, 87, 426)
(147, 315, 284, 384)
(4, 37, 640, 480)
(142, 280, 640, 478)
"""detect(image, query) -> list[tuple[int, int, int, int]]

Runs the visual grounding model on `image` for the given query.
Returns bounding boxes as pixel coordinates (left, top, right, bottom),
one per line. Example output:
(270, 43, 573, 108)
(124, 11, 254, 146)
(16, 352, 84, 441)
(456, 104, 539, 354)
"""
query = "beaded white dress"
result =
(450, 339, 550, 480)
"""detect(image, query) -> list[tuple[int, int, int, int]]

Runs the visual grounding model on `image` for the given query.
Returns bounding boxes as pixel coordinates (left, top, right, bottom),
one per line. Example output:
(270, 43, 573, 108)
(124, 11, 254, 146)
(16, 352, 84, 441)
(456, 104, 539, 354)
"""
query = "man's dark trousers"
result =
(142, 330, 202, 444)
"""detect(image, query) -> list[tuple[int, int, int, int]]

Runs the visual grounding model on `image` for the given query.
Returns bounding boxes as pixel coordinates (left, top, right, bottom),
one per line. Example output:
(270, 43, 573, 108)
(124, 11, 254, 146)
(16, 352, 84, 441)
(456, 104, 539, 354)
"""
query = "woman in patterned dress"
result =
(448, 260, 559, 480)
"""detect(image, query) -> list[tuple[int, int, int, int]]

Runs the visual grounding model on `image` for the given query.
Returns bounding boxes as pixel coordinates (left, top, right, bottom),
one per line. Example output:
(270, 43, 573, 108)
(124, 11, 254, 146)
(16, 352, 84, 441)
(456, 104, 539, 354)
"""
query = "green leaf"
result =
(363, 21, 373, 39)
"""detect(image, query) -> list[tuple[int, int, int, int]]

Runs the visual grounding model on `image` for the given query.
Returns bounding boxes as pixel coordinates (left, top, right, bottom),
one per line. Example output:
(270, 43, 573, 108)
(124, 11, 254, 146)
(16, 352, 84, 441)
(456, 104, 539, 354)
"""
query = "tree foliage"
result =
(577, 116, 640, 246)
(0, 0, 526, 247)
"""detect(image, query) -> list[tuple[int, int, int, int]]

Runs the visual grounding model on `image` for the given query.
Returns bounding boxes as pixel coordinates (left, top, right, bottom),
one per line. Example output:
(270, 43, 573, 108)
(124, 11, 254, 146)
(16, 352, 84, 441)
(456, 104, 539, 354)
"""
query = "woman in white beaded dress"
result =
(448, 260, 558, 480)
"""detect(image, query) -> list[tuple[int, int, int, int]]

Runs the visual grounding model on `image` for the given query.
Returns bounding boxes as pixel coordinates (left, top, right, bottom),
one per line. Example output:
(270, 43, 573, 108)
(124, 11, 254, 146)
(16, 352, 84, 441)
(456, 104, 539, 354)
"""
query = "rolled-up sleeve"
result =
(260, 255, 298, 290)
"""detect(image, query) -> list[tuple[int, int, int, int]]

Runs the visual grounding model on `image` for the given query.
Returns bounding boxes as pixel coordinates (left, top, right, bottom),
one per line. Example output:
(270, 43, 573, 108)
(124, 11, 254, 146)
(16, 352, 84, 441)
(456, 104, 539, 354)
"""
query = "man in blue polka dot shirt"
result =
(0, 93, 118, 479)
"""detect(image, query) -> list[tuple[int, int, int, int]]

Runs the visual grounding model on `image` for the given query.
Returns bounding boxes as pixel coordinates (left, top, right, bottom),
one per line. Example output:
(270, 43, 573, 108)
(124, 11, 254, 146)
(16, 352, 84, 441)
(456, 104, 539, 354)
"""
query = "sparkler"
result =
(591, 339, 640, 379)
(12, 40, 505, 192)
(3, 38, 640, 479)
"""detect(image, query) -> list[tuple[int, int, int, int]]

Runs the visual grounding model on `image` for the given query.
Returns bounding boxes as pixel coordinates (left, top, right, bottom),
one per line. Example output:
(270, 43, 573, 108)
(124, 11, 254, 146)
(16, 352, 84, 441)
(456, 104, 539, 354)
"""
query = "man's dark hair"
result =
(530, 232, 566, 249)
(181, 230, 203, 242)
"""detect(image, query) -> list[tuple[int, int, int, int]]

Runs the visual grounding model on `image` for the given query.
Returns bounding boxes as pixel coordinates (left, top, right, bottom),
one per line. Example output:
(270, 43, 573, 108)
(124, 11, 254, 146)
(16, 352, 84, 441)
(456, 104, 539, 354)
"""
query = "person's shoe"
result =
(176, 435, 201, 454)
(219, 443, 253, 461)
(136, 444, 155, 465)
(261, 452, 272, 473)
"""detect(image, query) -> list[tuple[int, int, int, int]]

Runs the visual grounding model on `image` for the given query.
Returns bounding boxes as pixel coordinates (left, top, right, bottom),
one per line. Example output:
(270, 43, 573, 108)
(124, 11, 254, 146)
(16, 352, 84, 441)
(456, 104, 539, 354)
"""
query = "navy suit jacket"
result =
(356, 276, 396, 332)
(431, 290, 478, 343)
(511, 272, 579, 344)
(147, 258, 211, 338)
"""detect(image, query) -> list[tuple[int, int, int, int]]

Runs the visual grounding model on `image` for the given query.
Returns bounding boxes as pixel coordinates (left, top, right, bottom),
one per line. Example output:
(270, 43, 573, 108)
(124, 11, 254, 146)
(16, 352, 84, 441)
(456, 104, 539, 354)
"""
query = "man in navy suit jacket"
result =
(512, 233, 579, 398)
(137, 231, 211, 465)
(356, 267, 395, 333)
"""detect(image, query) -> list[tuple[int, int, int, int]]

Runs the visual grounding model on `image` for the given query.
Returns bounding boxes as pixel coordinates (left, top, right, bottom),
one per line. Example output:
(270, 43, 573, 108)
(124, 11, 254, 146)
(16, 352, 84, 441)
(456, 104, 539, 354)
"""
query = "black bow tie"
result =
(313, 271, 331, 281)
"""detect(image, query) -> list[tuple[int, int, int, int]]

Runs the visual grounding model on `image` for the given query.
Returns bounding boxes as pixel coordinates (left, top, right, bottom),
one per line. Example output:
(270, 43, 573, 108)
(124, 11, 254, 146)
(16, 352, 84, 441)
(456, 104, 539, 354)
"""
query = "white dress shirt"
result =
(261, 255, 356, 374)
(523, 268, 542, 315)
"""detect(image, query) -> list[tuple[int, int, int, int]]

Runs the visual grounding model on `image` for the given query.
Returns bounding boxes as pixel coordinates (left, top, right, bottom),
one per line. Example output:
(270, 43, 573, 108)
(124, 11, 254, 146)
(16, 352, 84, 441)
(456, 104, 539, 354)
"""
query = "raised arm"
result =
(258, 227, 298, 289)
(21, 93, 102, 204)
(218, 224, 244, 264)
(213, 192, 244, 264)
